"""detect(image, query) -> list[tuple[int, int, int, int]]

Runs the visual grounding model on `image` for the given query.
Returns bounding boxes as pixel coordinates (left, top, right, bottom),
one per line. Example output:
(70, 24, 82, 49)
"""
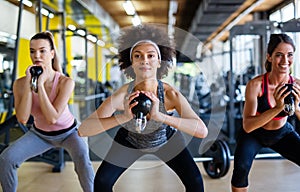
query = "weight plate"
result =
(202, 139, 229, 179)
(218, 140, 231, 177)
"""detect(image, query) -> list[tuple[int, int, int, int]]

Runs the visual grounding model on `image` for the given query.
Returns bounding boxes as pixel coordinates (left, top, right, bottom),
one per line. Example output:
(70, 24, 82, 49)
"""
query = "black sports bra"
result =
(256, 73, 294, 120)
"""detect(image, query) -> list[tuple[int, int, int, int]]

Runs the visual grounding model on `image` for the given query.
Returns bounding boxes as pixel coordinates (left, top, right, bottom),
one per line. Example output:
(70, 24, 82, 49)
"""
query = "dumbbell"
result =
(30, 66, 43, 93)
(130, 93, 152, 133)
(283, 83, 294, 116)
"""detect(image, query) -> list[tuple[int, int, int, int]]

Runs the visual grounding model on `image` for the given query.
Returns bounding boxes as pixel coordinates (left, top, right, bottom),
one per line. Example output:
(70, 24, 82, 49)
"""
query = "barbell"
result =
(194, 139, 231, 179)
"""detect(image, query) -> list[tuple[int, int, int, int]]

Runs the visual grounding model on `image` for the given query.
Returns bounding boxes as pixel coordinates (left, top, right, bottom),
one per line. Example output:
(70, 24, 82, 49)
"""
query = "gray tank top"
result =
(122, 80, 176, 150)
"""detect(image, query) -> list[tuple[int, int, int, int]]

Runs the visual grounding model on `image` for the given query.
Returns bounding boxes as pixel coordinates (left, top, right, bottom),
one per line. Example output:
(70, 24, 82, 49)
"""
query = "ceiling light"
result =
(169, 0, 178, 15)
(132, 14, 141, 26)
(77, 29, 86, 36)
(168, 1, 178, 37)
(48, 13, 54, 19)
(68, 24, 76, 31)
(39, 8, 54, 18)
(97, 40, 105, 47)
(18, 0, 33, 7)
(123, 0, 136, 16)
(87, 34, 97, 43)
(110, 47, 118, 54)
(41, 8, 49, 16)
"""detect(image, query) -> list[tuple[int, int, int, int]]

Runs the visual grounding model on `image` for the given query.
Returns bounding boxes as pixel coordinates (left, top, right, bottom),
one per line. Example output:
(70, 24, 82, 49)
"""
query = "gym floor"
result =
(1, 159, 299, 192)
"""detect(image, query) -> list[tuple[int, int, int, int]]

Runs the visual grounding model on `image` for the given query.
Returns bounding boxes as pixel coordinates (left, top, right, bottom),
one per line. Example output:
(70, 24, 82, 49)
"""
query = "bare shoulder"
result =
(13, 77, 27, 89)
(162, 82, 181, 100)
(56, 74, 75, 95)
(162, 82, 186, 111)
(246, 74, 263, 96)
(57, 74, 74, 89)
(59, 75, 74, 86)
(246, 74, 263, 88)
(293, 76, 300, 84)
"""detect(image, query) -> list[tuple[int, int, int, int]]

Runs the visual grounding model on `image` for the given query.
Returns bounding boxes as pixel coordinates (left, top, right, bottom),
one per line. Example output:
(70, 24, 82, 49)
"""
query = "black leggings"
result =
(231, 123, 300, 188)
(94, 130, 204, 192)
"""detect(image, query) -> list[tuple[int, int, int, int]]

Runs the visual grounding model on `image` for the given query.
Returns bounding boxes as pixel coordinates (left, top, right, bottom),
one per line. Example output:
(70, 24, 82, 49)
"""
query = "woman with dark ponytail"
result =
(231, 33, 300, 192)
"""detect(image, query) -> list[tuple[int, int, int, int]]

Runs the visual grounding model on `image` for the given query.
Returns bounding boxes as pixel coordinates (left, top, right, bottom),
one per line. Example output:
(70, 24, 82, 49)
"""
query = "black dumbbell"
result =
(283, 83, 294, 116)
(130, 93, 152, 132)
(30, 66, 43, 93)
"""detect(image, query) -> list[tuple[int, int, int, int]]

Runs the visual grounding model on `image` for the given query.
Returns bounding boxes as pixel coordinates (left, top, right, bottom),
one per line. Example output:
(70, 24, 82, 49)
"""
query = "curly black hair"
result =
(117, 24, 176, 79)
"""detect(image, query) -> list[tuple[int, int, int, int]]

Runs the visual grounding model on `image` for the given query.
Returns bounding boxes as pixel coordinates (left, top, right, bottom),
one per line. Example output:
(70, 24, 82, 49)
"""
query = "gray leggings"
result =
(0, 124, 94, 192)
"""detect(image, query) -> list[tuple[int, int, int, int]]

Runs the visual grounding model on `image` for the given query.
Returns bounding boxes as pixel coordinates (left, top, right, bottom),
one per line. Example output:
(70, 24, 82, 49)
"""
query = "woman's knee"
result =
(231, 163, 250, 188)
(183, 175, 204, 192)
(94, 171, 114, 191)
(0, 149, 19, 169)
(72, 153, 92, 172)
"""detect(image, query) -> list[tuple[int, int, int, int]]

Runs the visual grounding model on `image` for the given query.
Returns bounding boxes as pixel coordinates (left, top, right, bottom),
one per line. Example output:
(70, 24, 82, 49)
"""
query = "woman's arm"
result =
(242, 78, 285, 133)
(144, 85, 208, 138)
(38, 76, 74, 124)
(78, 85, 135, 137)
(13, 77, 32, 124)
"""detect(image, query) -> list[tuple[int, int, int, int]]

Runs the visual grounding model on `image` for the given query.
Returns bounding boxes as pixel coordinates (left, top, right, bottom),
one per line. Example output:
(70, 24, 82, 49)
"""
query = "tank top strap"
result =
(262, 73, 268, 95)
(289, 75, 294, 83)
(157, 80, 165, 103)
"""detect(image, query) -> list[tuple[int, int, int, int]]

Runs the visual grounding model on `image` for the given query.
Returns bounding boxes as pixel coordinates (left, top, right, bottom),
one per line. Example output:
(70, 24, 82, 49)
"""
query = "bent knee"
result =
(0, 153, 20, 170)
(231, 165, 250, 187)
(94, 173, 114, 191)
(183, 176, 204, 191)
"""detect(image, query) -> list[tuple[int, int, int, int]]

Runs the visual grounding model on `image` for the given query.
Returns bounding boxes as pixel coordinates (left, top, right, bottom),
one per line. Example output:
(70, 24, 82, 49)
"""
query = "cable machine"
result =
(227, 20, 278, 145)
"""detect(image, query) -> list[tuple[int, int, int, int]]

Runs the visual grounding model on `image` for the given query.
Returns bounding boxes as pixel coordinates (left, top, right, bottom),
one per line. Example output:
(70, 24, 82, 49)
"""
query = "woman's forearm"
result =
(155, 113, 208, 138)
(78, 113, 131, 137)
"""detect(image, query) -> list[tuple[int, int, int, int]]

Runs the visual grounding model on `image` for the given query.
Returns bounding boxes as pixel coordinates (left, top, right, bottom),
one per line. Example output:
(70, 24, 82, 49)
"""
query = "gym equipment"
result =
(228, 20, 277, 144)
(200, 139, 231, 179)
(130, 93, 152, 133)
(30, 66, 43, 93)
(283, 83, 295, 116)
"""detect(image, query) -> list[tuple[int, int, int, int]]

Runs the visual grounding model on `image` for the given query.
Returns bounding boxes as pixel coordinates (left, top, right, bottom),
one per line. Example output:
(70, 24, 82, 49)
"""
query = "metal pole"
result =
(84, 30, 90, 118)
(228, 37, 235, 144)
(45, 16, 50, 31)
(95, 39, 99, 83)
(37, 0, 42, 32)
(61, 0, 67, 75)
(8, 0, 24, 119)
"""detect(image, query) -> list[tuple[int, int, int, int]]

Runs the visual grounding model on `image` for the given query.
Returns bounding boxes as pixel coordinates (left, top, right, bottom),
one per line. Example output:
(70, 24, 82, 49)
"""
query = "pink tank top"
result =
(31, 72, 75, 131)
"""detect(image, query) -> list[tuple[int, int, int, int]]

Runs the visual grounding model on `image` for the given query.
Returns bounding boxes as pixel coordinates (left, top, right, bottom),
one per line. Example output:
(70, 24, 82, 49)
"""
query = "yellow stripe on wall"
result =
(17, 38, 31, 78)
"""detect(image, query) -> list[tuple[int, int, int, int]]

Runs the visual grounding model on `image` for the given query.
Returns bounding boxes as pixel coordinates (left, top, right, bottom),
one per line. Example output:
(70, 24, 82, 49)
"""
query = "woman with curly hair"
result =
(78, 24, 208, 192)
